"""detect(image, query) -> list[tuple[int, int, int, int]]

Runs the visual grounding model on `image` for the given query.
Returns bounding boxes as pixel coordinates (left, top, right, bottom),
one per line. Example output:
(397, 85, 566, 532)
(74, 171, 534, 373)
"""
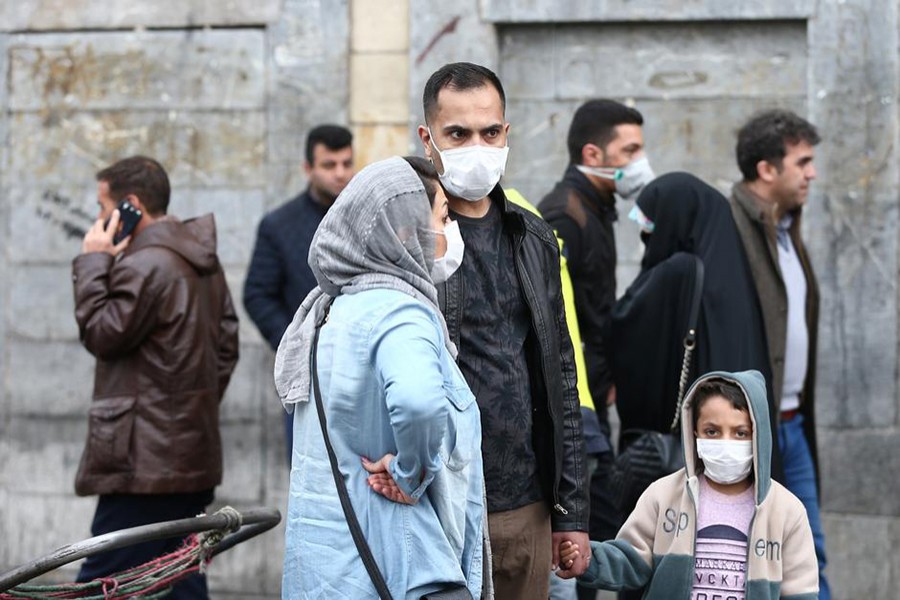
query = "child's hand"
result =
(557, 540, 580, 571)
(553, 531, 591, 578)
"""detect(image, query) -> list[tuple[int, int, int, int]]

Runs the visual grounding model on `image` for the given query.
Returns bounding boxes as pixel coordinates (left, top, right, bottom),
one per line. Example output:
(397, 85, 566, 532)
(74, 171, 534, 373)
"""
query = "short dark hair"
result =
(96, 156, 171, 216)
(403, 156, 439, 207)
(423, 62, 506, 124)
(567, 99, 644, 165)
(736, 109, 821, 181)
(691, 378, 750, 433)
(305, 124, 353, 164)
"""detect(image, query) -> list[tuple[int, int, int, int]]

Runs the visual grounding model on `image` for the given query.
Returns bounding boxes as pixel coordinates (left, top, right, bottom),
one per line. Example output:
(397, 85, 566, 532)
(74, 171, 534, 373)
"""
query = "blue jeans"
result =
(550, 571, 577, 599)
(778, 414, 831, 600)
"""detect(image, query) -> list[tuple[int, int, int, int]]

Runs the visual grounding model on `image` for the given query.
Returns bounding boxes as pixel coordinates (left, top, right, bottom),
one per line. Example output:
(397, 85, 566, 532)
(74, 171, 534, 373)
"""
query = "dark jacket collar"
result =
(733, 181, 773, 226)
(490, 183, 515, 213)
(563, 164, 617, 221)
(732, 181, 805, 241)
(486, 185, 558, 248)
(488, 184, 525, 232)
(302, 187, 331, 216)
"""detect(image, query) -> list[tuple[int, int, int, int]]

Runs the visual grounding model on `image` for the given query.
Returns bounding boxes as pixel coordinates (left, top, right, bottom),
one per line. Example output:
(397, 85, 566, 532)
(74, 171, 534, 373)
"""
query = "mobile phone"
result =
(104, 199, 143, 244)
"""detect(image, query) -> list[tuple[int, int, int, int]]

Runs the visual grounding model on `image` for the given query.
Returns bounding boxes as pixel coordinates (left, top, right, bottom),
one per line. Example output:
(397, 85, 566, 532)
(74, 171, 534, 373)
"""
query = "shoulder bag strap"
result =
(670, 255, 706, 432)
(311, 322, 394, 600)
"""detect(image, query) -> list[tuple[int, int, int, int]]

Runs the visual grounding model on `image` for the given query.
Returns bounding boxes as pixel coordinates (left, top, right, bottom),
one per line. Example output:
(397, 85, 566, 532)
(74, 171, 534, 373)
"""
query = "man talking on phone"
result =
(71, 156, 239, 599)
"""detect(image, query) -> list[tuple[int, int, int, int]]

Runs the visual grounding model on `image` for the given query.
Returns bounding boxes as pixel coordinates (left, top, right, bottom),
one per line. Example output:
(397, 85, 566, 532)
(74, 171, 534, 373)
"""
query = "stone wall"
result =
(0, 1, 348, 597)
(2, 1, 898, 598)
(350, 0, 414, 165)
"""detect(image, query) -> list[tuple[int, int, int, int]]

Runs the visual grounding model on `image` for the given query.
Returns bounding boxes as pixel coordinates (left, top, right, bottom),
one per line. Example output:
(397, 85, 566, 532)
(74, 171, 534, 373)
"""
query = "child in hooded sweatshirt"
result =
(559, 370, 818, 599)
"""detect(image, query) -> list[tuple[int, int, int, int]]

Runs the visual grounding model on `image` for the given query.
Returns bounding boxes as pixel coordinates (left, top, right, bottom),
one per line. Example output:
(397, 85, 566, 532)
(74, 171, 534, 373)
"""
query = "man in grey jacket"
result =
(729, 109, 829, 600)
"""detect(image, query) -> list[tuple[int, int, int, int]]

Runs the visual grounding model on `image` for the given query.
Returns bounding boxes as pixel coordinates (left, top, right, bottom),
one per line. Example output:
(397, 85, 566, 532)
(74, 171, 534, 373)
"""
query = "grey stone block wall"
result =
(481, 0, 816, 21)
(2, 0, 899, 598)
(1, 1, 282, 31)
(0, 32, 9, 573)
(267, 0, 351, 199)
(0, 1, 349, 597)
(806, 2, 900, 553)
(407, 0, 499, 150)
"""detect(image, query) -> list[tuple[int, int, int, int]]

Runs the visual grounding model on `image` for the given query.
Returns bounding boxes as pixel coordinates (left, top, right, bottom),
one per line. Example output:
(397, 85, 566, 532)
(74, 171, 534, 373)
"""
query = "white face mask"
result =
(575, 164, 621, 181)
(430, 220, 465, 283)
(696, 439, 753, 485)
(616, 156, 656, 202)
(429, 130, 509, 202)
(576, 155, 656, 203)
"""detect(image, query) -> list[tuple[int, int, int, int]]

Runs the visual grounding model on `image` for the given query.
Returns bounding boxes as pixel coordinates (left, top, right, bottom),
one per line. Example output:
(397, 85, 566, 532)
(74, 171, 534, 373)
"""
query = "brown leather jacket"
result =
(72, 214, 239, 496)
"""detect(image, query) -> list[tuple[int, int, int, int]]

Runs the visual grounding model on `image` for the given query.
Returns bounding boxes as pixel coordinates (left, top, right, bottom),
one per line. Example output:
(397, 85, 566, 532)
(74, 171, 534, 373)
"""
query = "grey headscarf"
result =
(274, 156, 455, 412)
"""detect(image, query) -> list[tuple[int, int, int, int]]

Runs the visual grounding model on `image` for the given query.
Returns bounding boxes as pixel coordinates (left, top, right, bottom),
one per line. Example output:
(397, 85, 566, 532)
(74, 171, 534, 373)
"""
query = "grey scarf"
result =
(274, 156, 456, 412)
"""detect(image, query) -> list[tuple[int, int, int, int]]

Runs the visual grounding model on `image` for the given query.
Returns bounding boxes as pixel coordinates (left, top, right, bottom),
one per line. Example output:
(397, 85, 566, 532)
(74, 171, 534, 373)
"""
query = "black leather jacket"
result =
(438, 186, 589, 532)
(539, 166, 618, 411)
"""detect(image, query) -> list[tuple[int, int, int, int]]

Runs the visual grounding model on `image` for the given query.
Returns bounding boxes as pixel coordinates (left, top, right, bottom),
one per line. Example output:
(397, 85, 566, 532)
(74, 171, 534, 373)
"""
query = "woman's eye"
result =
(704, 429, 718, 437)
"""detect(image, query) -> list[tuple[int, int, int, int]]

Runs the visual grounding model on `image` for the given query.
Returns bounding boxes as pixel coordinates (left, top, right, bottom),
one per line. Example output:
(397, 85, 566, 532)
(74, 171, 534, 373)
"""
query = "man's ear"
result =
(417, 125, 432, 160)
(581, 143, 603, 166)
(125, 195, 144, 213)
(756, 160, 778, 184)
(303, 160, 312, 177)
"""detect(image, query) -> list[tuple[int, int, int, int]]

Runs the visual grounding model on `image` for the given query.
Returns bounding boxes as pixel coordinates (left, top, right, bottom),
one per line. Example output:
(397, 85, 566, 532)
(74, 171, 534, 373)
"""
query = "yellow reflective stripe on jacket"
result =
(505, 188, 596, 412)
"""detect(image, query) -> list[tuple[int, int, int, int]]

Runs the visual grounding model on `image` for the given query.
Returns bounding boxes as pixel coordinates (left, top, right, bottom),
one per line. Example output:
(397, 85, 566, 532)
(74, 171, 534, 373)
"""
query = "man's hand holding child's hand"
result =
(558, 540, 581, 569)
(554, 538, 590, 579)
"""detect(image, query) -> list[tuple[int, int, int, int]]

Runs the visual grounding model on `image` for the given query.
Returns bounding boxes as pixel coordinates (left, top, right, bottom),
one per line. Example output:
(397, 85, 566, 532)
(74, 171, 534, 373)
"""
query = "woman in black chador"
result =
(610, 171, 782, 477)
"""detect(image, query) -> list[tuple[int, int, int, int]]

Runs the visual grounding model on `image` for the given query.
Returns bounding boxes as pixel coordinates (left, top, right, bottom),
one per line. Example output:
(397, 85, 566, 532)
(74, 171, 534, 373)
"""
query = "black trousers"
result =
(76, 489, 215, 600)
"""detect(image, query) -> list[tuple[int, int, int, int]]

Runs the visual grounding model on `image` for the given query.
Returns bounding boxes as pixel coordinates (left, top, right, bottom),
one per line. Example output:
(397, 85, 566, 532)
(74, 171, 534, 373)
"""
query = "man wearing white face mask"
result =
(418, 62, 590, 599)
(539, 100, 655, 599)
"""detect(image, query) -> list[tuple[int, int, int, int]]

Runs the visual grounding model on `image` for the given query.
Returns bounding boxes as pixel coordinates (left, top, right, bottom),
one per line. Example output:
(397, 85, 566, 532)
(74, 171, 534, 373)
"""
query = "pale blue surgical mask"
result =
(628, 205, 655, 234)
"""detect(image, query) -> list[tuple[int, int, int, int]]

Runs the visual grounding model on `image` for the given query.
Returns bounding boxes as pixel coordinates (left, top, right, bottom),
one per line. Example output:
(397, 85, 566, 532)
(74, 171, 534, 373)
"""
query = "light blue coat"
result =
(282, 289, 484, 599)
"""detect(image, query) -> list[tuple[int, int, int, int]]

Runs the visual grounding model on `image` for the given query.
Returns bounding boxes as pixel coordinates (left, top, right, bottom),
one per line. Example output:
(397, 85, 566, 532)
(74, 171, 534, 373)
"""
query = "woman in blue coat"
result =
(275, 156, 485, 599)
